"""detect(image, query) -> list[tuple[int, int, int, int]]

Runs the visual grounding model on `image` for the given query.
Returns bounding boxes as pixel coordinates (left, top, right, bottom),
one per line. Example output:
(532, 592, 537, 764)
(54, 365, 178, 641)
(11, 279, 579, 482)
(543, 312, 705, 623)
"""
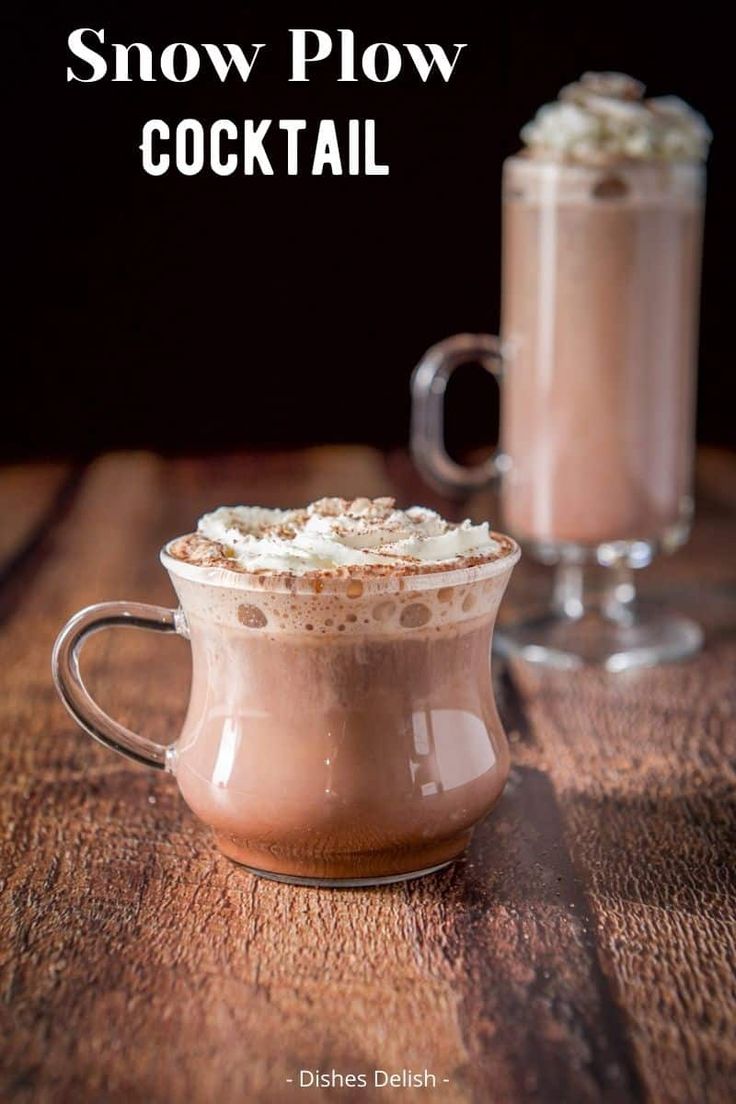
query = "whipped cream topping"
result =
(521, 72, 712, 165)
(193, 497, 500, 574)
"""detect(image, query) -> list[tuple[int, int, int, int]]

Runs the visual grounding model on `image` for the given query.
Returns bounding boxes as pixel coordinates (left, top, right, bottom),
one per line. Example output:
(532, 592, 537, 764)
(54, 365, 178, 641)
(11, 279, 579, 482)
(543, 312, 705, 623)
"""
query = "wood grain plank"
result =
(508, 653, 736, 1104)
(1, 448, 734, 1104)
(0, 462, 77, 579)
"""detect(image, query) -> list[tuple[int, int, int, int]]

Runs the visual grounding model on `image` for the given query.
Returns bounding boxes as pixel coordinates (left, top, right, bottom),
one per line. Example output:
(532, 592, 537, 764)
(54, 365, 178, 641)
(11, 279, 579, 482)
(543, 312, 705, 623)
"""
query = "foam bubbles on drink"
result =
(165, 497, 518, 637)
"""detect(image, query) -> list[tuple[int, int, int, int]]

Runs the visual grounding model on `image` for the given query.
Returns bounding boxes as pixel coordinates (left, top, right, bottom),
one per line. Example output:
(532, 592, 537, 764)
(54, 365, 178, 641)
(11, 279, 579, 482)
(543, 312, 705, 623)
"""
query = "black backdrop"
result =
(4, 2, 732, 459)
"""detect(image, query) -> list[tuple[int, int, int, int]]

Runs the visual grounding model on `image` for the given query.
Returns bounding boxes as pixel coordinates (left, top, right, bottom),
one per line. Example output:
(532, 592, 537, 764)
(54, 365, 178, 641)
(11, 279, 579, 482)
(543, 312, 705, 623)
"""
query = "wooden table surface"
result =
(1, 448, 734, 1104)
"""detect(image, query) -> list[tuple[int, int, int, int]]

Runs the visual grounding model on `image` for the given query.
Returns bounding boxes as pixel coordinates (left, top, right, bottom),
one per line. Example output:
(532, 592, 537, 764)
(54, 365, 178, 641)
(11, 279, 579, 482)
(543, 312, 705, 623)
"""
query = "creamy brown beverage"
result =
(164, 497, 519, 882)
(501, 73, 710, 549)
(409, 72, 711, 670)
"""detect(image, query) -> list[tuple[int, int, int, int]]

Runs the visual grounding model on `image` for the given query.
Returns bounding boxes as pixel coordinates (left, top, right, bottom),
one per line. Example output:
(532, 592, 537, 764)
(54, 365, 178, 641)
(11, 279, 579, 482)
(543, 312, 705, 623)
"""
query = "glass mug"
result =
(52, 539, 520, 887)
(412, 155, 706, 671)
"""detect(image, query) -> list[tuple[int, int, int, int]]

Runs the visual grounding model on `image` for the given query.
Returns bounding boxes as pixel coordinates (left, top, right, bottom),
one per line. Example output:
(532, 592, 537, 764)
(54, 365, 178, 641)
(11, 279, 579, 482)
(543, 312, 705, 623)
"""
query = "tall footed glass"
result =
(52, 538, 519, 886)
(412, 154, 706, 671)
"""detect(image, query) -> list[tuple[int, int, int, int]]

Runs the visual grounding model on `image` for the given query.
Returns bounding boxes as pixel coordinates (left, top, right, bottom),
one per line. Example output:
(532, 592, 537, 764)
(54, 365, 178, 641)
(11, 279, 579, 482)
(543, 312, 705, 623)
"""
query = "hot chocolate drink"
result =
(501, 74, 710, 549)
(163, 497, 519, 882)
(410, 72, 710, 670)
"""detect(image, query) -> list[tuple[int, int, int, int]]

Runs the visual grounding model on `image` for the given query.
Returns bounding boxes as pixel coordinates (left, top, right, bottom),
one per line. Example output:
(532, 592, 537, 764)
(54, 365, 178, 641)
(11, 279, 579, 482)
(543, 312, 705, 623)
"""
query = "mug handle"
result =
(52, 601, 187, 770)
(410, 332, 507, 496)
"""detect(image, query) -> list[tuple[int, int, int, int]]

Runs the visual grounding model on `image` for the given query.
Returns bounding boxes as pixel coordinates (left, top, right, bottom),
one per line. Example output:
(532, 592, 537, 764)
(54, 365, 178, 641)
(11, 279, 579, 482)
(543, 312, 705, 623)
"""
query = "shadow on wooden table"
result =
(402, 765, 644, 1102)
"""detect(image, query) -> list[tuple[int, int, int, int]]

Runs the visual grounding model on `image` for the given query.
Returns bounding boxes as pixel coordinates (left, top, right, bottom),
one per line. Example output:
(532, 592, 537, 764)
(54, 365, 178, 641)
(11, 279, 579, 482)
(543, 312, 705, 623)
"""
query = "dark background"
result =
(4, 2, 732, 460)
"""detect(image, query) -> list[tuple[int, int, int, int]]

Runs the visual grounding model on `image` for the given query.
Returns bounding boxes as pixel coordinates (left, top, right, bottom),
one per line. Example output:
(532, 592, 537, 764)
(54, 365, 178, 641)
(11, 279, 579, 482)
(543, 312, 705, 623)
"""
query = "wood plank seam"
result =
(0, 464, 88, 627)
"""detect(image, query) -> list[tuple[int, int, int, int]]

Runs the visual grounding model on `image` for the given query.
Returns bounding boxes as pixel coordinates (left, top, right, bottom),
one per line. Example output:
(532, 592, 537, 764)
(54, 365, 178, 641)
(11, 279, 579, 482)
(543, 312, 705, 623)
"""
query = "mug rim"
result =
(160, 534, 521, 597)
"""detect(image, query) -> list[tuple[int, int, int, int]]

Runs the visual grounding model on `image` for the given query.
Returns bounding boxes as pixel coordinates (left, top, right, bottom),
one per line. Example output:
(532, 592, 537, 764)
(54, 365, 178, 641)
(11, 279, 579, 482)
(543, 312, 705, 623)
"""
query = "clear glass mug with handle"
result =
(411, 154, 706, 671)
(52, 538, 520, 887)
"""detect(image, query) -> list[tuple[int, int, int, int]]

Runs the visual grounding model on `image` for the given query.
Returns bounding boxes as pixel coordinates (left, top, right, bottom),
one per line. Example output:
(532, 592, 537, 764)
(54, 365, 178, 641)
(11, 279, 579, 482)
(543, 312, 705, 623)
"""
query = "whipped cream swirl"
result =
(195, 497, 499, 574)
(521, 72, 712, 165)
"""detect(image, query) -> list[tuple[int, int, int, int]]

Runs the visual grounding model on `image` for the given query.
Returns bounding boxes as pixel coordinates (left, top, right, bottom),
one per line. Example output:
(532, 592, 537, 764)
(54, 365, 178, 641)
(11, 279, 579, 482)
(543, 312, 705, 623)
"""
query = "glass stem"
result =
(552, 561, 638, 624)
(602, 562, 637, 625)
(552, 561, 585, 620)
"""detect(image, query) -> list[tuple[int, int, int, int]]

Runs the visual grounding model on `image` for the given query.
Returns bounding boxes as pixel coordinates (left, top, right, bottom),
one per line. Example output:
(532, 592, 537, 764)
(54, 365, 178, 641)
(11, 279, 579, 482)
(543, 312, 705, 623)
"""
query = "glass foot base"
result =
(496, 600, 703, 672)
(225, 859, 454, 888)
